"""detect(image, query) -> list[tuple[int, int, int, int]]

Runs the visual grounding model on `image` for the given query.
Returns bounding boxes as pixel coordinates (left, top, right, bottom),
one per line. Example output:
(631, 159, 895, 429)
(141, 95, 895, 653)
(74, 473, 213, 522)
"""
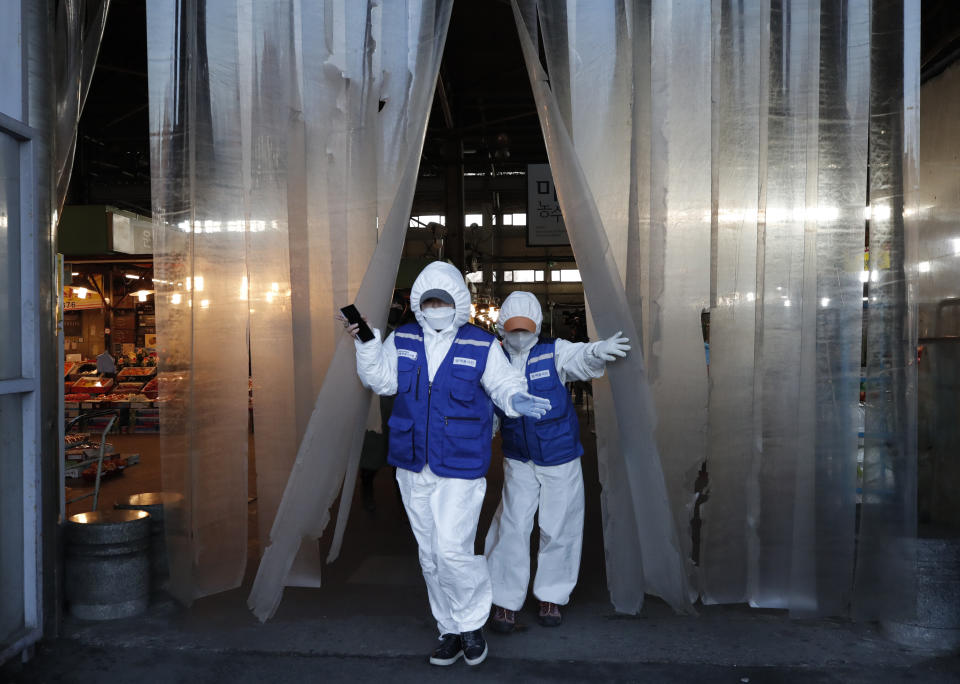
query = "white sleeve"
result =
(481, 342, 527, 418)
(554, 338, 606, 385)
(355, 328, 398, 396)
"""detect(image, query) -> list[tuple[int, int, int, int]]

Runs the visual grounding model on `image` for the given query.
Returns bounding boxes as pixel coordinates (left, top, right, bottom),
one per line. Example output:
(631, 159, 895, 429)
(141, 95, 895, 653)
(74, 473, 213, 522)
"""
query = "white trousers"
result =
(396, 465, 492, 635)
(484, 457, 585, 611)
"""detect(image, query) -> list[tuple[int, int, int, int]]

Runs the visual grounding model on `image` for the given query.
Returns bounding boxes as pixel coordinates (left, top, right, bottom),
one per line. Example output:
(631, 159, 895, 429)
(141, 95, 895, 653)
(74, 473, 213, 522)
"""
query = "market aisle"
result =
(65, 434, 259, 520)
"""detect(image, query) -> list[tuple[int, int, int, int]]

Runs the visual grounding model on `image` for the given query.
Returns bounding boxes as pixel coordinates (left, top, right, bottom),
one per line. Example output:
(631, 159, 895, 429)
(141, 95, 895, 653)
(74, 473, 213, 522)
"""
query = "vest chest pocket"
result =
(397, 358, 417, 393)
(528, 367, 554, 392)
(449, 365, 479, 404)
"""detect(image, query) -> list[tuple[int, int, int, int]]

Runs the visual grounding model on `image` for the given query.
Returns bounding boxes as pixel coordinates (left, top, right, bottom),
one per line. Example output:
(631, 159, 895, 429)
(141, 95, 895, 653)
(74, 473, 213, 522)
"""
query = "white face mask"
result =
(421, 306, 456, 331)
(504, 330, 537, 352)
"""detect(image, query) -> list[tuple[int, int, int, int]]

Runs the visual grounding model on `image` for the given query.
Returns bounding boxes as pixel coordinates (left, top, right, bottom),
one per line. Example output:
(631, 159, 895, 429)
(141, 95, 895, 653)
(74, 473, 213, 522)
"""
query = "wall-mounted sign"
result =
(527, 163, 569, 246)
(111, 212, 154, 255)
(64, 274, 104, 310)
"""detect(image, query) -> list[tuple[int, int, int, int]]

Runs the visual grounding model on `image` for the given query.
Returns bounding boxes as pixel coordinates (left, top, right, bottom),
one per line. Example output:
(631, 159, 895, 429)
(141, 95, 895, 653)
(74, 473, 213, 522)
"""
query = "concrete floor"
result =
(7, 407, 960, 682)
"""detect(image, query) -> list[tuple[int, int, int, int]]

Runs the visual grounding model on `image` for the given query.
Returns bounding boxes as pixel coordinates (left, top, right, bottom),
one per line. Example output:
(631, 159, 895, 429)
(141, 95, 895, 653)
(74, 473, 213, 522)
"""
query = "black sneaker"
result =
(429, 633, 463, 666)
(460, 629, 488, 666)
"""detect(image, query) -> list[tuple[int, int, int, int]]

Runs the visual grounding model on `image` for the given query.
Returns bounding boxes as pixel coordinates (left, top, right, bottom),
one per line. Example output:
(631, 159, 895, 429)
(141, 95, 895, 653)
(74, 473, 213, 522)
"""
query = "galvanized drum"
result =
(114, 491, 183, 588)
(65, 510, 151, 620)
(882, 534, 960, 653)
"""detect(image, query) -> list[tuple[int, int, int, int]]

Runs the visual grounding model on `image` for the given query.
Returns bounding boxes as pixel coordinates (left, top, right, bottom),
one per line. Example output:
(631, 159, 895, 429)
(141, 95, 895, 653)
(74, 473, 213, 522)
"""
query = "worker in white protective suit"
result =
(484, 291, 630, 632)
(345, 262, 552, 668)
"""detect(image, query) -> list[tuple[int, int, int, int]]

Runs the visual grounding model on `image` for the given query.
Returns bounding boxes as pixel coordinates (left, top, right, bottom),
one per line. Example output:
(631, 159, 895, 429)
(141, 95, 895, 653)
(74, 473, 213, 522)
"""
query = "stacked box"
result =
(132, 406, 160, 433)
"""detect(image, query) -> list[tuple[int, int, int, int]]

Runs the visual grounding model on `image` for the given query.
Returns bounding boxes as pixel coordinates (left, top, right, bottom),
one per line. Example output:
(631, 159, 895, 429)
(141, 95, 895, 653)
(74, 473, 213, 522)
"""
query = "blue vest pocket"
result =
(534, 415, 577, 454)
(387, 413, 417, 466)
(449, 366, 478, 404)
(530, 373, 554, 392)
(442, 416, 485, 470)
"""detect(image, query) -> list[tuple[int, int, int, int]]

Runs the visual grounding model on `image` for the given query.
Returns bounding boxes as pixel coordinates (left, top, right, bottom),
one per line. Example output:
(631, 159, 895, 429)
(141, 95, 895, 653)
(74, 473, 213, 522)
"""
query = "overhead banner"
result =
(527, 163, 569, 246)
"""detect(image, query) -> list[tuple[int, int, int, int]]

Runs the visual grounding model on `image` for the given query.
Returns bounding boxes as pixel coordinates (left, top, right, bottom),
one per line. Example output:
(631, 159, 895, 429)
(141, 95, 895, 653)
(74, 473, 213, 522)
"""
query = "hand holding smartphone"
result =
(340, 304, 375, 343)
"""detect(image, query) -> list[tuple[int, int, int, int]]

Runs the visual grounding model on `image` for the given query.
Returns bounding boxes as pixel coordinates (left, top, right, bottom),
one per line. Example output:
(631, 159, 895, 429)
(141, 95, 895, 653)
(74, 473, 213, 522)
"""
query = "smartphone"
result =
(340, 304, 375, 343)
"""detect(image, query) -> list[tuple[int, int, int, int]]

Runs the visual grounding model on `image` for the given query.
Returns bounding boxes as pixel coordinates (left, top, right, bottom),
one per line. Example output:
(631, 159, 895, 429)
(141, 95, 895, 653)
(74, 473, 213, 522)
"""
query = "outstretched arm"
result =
(554, 332, 631, 384)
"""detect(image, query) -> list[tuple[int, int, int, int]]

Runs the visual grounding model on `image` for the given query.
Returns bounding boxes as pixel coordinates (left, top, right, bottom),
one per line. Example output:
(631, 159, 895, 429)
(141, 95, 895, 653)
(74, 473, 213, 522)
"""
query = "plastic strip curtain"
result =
(247, 0, 453, 621)
(734, 0, 870, 616)
(513, 0, 694, 615)
(518, 0, 916, 618)
(536, 1, 646, 613)
(148, 0, 452, 610)
(53, 0, 111, 220)
(147, 1, 258, 602)
(700, 0, 765, 604)
(853, 0, 920, 620)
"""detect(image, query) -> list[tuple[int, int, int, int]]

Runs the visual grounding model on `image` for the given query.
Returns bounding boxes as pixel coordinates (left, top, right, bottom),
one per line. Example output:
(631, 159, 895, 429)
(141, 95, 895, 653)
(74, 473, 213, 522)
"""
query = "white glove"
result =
(510, 391, 552, 419)
(592, 331, 631, 362)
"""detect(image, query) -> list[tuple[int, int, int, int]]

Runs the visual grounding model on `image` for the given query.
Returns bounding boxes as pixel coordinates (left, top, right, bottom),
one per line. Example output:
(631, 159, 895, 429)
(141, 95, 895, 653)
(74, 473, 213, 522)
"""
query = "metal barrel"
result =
(882, 535, 960, 653)
(65, 510, 151, 620)
(114, 492, 183, 589)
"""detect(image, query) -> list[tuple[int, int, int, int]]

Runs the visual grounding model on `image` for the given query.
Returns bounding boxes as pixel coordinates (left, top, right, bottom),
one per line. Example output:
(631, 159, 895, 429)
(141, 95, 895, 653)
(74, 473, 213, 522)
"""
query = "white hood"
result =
(410, 261, 472, 331)
(496, 291, 543, 337)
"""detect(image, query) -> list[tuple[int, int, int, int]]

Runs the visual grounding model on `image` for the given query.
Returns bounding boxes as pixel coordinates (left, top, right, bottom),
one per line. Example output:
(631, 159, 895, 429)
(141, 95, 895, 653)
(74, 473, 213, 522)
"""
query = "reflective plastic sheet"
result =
(748, 0, 819, 610)
(790, 0, 869, 616)
(148, 0, 452, 608)
(514, 0, 694, 614)
(701, 0, 764, 605)
(647, 0, 713, 595)
(539, 0, 648, 613)
(517, 0, 915, 620)
(247, 0, 454, 620)
(147, 1, 256, 601)
(853, 0, 921, 621)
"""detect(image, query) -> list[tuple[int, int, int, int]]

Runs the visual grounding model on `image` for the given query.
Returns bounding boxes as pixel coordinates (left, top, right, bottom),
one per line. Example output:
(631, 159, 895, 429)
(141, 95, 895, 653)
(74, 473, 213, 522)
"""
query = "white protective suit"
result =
(485, 291, 607, 611)
(354, 261, 527, 635)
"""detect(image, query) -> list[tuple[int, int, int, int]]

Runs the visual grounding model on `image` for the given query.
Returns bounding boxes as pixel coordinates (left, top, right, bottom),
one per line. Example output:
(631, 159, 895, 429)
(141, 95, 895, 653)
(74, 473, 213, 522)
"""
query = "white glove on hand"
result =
(510, 391, 552, 419)
(593, 331, 631, 362)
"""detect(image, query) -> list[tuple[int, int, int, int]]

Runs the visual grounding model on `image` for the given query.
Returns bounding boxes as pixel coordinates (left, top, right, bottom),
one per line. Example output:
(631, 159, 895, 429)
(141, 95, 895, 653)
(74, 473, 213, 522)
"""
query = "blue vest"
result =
(499, 339, 583, 466)
(386, 322, 495, 479)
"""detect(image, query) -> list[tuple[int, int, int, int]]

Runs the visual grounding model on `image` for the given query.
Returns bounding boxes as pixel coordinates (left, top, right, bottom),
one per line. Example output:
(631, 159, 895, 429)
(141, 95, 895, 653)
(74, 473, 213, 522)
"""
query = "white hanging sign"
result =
(526, 163, 569, 246)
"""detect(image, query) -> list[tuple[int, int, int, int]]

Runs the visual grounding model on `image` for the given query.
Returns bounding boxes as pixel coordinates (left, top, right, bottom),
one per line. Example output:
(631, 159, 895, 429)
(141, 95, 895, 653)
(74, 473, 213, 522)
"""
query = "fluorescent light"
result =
(71, 272, 79, 276)
(783, 300, 792, 307)
(919, 261, 931, 273)
(125, 273, 140, 280)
